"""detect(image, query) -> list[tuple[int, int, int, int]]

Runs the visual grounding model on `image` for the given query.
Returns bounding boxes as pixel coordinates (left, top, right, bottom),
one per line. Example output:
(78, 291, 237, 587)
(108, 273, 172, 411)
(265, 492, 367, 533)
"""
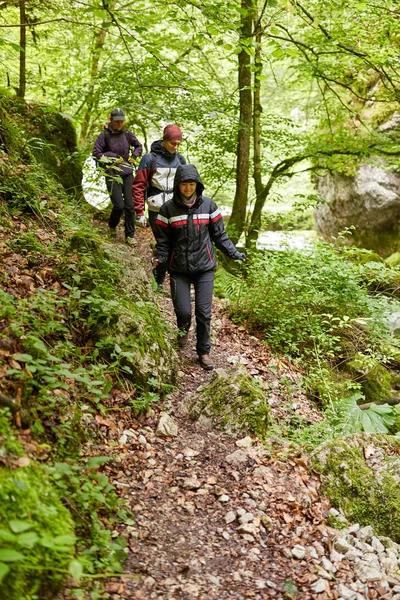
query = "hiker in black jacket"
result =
(153, 164, 245, 370)
(93, 108, 142, 245)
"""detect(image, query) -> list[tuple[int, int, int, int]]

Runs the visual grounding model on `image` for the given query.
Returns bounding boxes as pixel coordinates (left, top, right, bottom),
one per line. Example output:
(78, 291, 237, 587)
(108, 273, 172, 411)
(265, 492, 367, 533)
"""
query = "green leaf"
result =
(53, 534, 76, 547)
(0, 549, 25, 562)
(0, 530, 16, 542)
(86, 456, 113, 469)
(9, 520, 34, 533)
(17, 532, 39, 547)
(12, 353, 33, 362)
(0, 562, 10, 583)
(68, 559, 83, 583)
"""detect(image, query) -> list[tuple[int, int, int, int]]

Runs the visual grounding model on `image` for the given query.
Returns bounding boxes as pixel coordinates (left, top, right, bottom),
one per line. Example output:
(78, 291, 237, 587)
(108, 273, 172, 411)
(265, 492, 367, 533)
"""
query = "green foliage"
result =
(222, 242, 392, 362)
(46, 461, 128, 577)
(0, 453, 75, 599)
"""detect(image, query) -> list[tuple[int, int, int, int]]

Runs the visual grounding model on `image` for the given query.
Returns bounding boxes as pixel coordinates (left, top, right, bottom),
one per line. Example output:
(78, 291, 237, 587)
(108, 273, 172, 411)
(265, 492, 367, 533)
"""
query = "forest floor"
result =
(61, 226, 387, 600)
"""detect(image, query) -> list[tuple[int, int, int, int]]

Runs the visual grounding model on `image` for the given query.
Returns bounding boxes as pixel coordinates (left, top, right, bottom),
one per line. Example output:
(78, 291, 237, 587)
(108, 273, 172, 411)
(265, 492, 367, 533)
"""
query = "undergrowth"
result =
(0, 97, 176, 597)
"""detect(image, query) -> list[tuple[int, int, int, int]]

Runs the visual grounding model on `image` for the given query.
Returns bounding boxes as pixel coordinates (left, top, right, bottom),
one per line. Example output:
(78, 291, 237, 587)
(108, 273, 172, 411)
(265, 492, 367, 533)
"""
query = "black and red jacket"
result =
(154, 164, 243, 274)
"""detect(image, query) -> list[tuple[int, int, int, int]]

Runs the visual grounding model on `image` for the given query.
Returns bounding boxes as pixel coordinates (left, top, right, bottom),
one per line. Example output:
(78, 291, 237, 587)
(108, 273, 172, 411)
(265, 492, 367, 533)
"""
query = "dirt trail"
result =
(76, 227, 383, 600)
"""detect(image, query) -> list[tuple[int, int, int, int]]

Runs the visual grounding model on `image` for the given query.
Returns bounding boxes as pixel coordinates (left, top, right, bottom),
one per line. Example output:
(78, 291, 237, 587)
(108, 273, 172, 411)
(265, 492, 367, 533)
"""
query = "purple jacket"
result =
(93, 124, 143, 177)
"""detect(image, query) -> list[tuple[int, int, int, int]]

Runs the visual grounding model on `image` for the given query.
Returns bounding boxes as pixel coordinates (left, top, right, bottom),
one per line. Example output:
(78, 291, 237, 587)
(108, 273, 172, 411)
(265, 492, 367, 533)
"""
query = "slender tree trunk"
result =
(227, 0, 254, 244)
(80, 2, 116, 142)
(247, 16, 263, 248)
(17, 0, 26, 98)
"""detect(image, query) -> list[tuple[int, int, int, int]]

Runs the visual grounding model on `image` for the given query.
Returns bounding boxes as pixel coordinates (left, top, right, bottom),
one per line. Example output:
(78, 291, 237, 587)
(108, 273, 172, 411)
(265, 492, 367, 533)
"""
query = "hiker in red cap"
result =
(132, 124, 186, 292)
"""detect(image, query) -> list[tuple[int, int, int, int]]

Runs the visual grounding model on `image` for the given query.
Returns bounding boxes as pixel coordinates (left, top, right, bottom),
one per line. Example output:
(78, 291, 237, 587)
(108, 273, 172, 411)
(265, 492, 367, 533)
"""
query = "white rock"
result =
(236, 436, 253, 448)
(238, 513, 254, 525)
(354, 561, 383, 582)
(156, 412, 178, 437)
(218, 494, 231, 503)
(337, 583, 358, 600)
(138, 434, 147, 445)
(330, 548, 345, 563)
(182, 476, 202, 490)
(225, 511, 236, 524)
(356, 526, 374, 541)
(321, 557, 335, 572)
(225, 449, 249, 467)
(291, 545, 306, 560)
(371, 536, 385, 554)
(334, 538, 353, 554)
(310, 579, 327, 593)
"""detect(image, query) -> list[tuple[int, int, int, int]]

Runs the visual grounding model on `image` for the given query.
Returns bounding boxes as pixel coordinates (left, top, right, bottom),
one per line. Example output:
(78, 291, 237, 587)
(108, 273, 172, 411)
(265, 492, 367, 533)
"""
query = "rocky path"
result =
(73, 227, 400, 600)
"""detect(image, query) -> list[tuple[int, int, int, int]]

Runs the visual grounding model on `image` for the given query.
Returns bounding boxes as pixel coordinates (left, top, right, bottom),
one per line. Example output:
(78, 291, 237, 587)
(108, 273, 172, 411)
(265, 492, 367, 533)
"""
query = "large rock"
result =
(184, 367, 269, 437)
(107, 245, 177, 387)
(311, 433, 400, 541)
(315, 162, 400, 255)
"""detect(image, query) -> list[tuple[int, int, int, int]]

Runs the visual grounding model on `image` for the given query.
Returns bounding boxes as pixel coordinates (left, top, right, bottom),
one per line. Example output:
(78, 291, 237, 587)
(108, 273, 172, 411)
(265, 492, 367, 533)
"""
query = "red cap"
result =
(163, 124, 182, 141)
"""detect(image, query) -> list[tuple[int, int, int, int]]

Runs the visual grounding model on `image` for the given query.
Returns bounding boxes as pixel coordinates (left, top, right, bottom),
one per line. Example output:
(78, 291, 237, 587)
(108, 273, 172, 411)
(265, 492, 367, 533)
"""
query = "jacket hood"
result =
(150, 139, 180, 160)
(173, 164, 204, 197)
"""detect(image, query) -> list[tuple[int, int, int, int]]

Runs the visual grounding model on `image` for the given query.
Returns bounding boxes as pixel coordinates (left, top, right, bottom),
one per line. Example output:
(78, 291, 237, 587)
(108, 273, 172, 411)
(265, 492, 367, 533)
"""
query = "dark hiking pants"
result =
(170, 271, 214, 355)
(149, 210, 168, 286)
(106, 173, 134, 239)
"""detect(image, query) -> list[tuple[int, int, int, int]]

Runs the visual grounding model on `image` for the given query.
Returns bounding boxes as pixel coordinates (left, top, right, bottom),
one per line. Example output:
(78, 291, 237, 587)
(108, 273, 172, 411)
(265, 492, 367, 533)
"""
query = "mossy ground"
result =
(311, 433, 400, 541)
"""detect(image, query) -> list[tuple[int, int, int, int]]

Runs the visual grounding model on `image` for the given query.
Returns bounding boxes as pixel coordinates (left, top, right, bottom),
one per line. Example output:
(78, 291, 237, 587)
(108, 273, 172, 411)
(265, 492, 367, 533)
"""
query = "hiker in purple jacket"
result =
(93, 108, 143, 246)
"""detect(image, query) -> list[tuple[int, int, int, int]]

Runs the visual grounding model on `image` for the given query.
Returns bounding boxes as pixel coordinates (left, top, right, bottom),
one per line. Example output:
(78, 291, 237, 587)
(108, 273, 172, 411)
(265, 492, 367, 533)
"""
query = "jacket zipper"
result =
(206, 245, 212, 262)
(169, 250, 175, 267)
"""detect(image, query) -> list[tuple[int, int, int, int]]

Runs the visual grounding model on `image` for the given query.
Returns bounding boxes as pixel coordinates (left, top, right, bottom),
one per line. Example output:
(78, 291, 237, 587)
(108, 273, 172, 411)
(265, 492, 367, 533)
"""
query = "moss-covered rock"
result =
(311, 433, 400, 541)
(104, 245, 177, 387)
(0, 416, 75, 600)
(185, 367, 269, 437)
(345, 353, 392, 403)
(385, 251, 400, 268)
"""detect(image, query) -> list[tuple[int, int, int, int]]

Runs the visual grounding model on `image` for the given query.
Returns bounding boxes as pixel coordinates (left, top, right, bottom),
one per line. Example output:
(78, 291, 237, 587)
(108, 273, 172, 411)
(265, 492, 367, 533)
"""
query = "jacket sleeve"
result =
(209, 201, 243, 260)
(154, 208, 170, 265)
(93, 132, 118, 159)
(128, 131, 143, 158)
(132, 154, 153, 217)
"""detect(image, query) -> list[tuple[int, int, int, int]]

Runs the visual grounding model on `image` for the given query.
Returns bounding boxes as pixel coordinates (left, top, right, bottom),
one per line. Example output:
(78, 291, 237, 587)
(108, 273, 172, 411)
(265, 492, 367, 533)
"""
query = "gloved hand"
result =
(137, 215, 147, 227)
(238, 252, 246, 261)
(128, 157, 137, 165)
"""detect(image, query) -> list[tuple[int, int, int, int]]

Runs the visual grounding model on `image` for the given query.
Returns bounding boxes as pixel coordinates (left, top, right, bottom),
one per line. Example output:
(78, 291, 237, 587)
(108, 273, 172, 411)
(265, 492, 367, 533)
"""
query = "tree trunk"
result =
(227, 0, 254, 244)
(17, 0, 26, 98)
(80, 2, 116, 142)
(247, 15, 263, 248)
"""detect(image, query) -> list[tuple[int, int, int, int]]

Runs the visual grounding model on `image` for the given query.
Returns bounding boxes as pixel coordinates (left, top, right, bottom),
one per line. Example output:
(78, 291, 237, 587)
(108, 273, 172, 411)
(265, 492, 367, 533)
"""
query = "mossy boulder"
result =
(185, 367, 269, 437)
(0, 95, 82, 193)
(104, 245, 177, 387)
(311, 433, 400, 541)
(385, 252, 400, 268)
(345, 353, 392, 403)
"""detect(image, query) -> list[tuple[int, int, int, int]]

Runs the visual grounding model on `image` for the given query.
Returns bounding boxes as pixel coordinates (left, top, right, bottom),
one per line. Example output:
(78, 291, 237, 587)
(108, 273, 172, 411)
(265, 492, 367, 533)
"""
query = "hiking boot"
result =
(178, 333, 189, 349)
(126, 236, 137, 246)
(198, 353, 214, 370)
(108, 227, 116, 240)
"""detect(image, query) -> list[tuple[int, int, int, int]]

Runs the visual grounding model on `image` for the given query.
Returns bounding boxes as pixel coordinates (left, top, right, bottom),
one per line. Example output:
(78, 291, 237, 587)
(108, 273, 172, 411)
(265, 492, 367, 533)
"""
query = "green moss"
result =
(346, 353, 392, 403)
(188, 367, 269, 437)
(0, 463, 75, 600)
(311, 434, 400, 541)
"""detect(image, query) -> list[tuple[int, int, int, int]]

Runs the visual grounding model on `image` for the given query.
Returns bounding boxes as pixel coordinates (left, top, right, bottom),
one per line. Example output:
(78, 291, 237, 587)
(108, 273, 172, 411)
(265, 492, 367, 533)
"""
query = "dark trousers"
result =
(148, 210, 167, 285)
(170, 271, 214, 355)
(106, 174, 134, 239)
